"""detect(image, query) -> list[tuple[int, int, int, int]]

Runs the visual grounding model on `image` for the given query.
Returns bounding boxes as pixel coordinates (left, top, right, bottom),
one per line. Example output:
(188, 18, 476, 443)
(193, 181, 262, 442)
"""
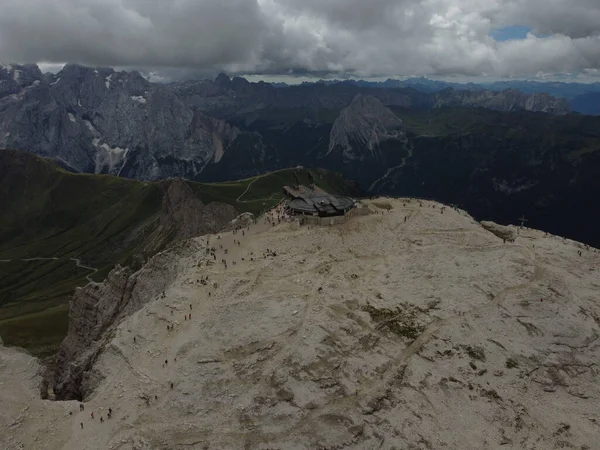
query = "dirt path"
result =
(0, 256, 99, 282)
(235, 168, 291, 203)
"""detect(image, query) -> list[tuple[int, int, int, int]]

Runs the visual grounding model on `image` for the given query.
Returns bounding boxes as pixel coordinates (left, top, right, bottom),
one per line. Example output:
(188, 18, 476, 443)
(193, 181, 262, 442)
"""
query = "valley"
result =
(0, 149, 356, 355)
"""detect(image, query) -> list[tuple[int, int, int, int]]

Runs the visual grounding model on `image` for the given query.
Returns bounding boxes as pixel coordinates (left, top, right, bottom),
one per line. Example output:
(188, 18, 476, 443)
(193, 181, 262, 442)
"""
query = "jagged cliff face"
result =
(52, 239, 204, 400)
(50, 183, 238, 399)
(158, 179, 238, 240)
(0, 64, 574, 183)
(0, 64, 239, 180)
(327, 94, 406, 161)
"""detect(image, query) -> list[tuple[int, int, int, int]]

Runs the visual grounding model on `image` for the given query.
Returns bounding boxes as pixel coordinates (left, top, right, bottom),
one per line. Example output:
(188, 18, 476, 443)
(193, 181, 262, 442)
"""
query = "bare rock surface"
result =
(159, 179, 238, 241)
(2, 198, 600, 449)
(481, 220, 517, 242)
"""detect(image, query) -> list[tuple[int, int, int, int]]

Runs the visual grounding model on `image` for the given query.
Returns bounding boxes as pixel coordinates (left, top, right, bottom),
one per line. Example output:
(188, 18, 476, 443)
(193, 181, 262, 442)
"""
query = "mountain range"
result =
(301, 76, 600, 114)
(2, 63, 600, 248)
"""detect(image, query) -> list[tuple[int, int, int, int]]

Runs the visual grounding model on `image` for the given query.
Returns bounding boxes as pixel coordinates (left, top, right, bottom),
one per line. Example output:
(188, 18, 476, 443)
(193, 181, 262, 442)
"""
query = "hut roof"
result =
(287, 195, 355, 216)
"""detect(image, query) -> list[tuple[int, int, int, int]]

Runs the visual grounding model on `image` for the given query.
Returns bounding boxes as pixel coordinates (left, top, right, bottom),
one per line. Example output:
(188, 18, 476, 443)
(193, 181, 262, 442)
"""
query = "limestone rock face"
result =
(158, 179, 238, 240)
(481, 220, 517, 242)
(226, 212, 256, 231)
(327, 94, 406, 161)
(51, 240, 204, 400)
(0, 64, 239, 180)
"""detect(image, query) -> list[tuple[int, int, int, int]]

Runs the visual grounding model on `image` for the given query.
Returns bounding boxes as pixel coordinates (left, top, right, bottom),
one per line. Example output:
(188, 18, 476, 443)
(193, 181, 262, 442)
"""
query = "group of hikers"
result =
(78, 404, 112, 429)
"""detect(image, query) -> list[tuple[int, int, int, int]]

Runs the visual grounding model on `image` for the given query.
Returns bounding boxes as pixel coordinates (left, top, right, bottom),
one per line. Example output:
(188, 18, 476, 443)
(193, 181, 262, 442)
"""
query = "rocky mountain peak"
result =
(214, 72, 232, 88)
(327, 94, 406, 160)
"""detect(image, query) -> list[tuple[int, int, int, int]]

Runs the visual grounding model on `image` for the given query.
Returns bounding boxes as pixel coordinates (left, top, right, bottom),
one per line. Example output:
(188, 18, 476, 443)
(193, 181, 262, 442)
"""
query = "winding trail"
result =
(0, 257, 99, 282)
(368, 145, 414, 192)
(235, 168, 292, 203)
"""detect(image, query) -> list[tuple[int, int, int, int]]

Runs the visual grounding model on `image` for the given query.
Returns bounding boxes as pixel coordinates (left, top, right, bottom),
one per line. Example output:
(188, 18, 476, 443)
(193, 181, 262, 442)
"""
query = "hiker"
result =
(80, 423, 84, 429)
(133, 337, 136, 343)
(189, 313, 192, 319)
(190, 304, 192, 310)
(155, 395, 158, 400)
(100, 416, 104, 423)
(109, 408, 112, 415)
(165, 359, 168, 365)
(91, 412, 94, 419)
(171, 382, 174, 389)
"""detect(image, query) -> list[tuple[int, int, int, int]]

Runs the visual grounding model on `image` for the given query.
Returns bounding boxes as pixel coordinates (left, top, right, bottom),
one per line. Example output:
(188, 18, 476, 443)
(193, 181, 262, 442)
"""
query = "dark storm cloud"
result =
(0, 0, 599, 79)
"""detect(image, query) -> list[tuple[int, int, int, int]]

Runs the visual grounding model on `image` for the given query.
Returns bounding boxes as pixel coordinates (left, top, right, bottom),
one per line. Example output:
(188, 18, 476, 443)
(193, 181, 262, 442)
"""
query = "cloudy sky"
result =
(0, 0, 599, 82)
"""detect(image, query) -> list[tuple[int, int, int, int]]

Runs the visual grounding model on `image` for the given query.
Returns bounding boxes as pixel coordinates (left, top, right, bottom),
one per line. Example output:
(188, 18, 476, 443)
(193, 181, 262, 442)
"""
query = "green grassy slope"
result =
(0, 150, 355, 355)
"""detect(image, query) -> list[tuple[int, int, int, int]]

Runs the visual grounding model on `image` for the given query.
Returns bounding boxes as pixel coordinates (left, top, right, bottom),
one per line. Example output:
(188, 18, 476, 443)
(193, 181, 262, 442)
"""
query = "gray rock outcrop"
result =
(327, 94, 406, 161)
(0, 64, 239, 181)
(158, 179, 238, 240)
(481, 220, 517, 242)
(51, 240, 202, 400)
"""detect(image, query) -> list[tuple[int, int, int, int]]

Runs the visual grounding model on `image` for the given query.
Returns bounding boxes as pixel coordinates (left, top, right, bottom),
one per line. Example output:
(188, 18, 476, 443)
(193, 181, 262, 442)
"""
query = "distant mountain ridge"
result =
(304, 76, 600, 100)
(0, 63, 574, 182)
(2, 63, 600, 248)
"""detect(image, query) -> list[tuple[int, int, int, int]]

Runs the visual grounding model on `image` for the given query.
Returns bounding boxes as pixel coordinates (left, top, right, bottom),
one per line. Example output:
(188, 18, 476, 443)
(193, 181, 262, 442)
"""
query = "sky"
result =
(1, 0, 599, 82)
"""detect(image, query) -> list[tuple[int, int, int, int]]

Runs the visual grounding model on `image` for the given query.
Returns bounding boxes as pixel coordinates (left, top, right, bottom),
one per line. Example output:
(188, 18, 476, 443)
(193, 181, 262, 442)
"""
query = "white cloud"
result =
(0, 0, 598, 79)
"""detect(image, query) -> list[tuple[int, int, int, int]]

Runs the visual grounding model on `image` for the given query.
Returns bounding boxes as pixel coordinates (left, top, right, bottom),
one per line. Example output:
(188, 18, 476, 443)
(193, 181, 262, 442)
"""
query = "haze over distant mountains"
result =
(297, 77, 600, 114)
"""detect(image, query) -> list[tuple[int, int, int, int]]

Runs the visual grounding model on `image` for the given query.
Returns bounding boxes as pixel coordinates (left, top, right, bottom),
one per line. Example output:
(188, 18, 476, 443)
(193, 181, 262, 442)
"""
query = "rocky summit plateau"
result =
(2, 199, 599, 449)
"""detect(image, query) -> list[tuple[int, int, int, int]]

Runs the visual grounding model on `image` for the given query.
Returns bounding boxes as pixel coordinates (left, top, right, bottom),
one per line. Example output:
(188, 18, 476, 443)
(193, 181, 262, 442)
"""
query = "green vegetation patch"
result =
(0, 150, 356, 355)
